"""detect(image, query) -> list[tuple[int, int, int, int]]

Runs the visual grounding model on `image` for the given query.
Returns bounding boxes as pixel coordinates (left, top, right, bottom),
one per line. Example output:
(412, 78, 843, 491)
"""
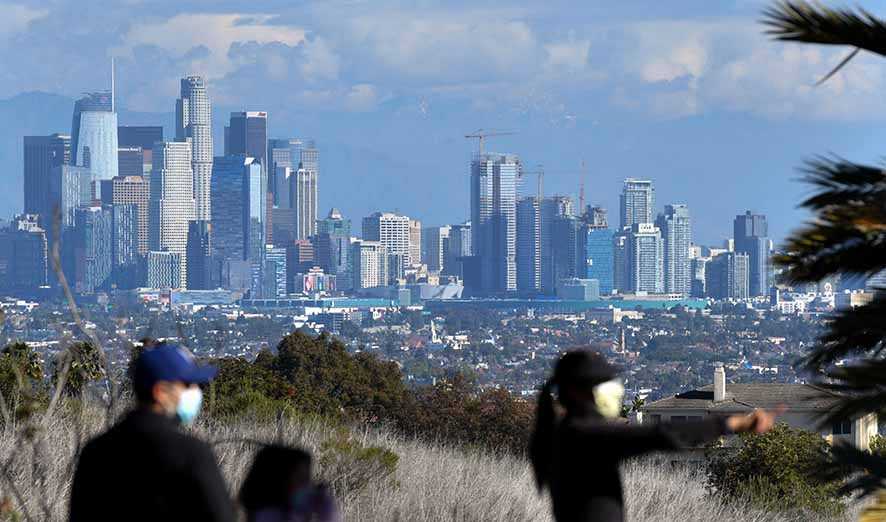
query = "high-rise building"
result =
(176, 76, 213, 221)
(619, 179, 655, 230)
(626, 223, 664, 294)
(146, 251, 181, 289)
(471, 153, 519, 294)
(362, 212, 411, 284)
(210, 155, 264, 265)
(102, 176, 150, 255)
(422, 225, 451, 273)
(149, 142, 195, 287)
(552, 215, 586, 285)
(444, 222, 472, 279)
(733, 211, 770, 296)
(71, 92, 117, 198)
(584, 206, 608, 229)
(540, 196, 573, 293)
(65, 206, 113, 294)
(657, 204, 692, 296)
(691, 257, 708, 298)
(117, 147, 144, 178)
(269, 138, 302, 206)
(118, 126, 163, 176)
(612, 233, 627, 293)
(226, 112, 268, 167)
(50, 165, 92, 229)
(186, 221, 212, 290)
(110, 203, 140, 289)
(516, 197, 541, 292)
(351, 240, 388, 290)
(295, 163, 318, 240)
(586, 227, 614, 295)
(24, 134, 70, 228)
(314, 208, 352, 288)
(263, 245, 288, 298)
(408, 219, 422, 265)
(706, 252, 750, 300)
(1, 215, 48, 291)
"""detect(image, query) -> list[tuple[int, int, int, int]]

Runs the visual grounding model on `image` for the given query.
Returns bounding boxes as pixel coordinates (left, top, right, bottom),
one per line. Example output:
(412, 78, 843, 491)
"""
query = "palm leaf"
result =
(816, 443, 886, 498)
(798, 298, 886, 369)
(809, 359, 886, 424)
(762, 1, 886, 56)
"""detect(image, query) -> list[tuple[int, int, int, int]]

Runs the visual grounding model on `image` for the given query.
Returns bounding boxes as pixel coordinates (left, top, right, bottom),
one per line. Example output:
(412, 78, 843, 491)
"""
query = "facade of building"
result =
(111, 203, 139, 287)
(421, 225, 451, 273)
(295, 165, 318, 240)
(71, 92, 117, 196)
(186, 221, 212, 290)
(540, 196, 573, 293)
(444, 222, 472, 279)
(351, 240, 388, 290)
(102, 175, 150, 255)
(117, 147, 144, 178)
(176, 76, 213, 221)
(147, 251, 181, 289)
(117, 126, 163, 150)
(210, 155, 264, 266)
(226, 112, 268, 166)
(51, 165, 92, 229)
(619, 178, 654, 230)
(734, 211, 770, 297)
(552, 214, 586, 286)
(706, 252, 750, 300)
(362, 212, 411, 284)
(626, 223, 664, 294)
(657, 204, 692, 296)
(471, 153, 519, 294)
(2, 215, 48, 291)
(314, 208, 352, 288)
(612, 233, 627, 293)
(149, 142, 195, 287)
(269, 138, 301, 206)
(67, 206, 113, 294)
(408, 219, 422, 266)
(586, 227, 614, 295)
(262, 245, 288, 298)
(516, 197, 541, 292)
(24, 134, 70, 229)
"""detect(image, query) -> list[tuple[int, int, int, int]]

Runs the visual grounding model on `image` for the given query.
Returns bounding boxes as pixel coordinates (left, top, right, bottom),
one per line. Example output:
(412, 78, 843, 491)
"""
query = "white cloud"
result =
(344, 83, 378, 111)
(544, 38, 591, 72)
(0, 2, 46, 39)
(114, 14, 306, 80)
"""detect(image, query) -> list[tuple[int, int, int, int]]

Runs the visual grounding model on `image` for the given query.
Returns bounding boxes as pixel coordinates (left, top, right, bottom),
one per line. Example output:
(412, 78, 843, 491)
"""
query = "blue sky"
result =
(3, 0, 886, 244)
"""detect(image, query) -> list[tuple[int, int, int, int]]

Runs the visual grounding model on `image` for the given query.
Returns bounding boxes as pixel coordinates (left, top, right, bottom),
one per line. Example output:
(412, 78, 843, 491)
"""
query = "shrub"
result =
(318, 427, 399, 501)
(51, 342, 104, 398)
(871, 434, 886, 457)
(706, 423, 848, 515)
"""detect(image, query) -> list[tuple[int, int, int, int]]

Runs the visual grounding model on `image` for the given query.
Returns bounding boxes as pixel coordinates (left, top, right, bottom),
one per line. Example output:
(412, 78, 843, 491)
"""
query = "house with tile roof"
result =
(642, 364, 878, 450)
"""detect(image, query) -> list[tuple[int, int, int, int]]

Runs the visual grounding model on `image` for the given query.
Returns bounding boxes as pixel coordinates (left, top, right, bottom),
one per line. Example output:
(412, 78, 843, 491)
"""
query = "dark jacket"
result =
(550, 412, 730, 522)
(69, 409, 234, 522)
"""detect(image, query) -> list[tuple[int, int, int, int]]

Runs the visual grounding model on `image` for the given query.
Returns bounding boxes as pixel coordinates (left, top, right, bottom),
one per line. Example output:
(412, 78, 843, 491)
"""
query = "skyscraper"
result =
(149, 142, 195, 287)
(262, 245, 287, 298)
(552, 215, 586, 284)
(65, 206, 113, 294)
(103, 176, 150, 255)
(117, 147, 144, 178)
(176, 76, 213, 221)
(733, 211, 770, 296)
(186, 220, 212, 290)
(226, 112, 268, 166)
(657, 204, 692, 296)
(315, 208, 352, 279)
(471, 153, 519, 294)
(110, 203, 141, 289)
(516, 197, 541, 292)
(71, 92, 117, 197)
(444, 222, 472, 279)
(408, 219, 422, 265)
(118, 126, 163, 176)
(612, 233, 628, 293)
(269, 138, 302, 206)
(295, 142, 318, 240)
(363, 212, 411, 284)
(540, 196, 573, 293)
(706, 252, 750, 299)
(147, 251, 181, 289)
(210, 155, 263, 287)
(586, 227, 614, 295)
(50, 165, 92, 229)
(422, 225, 451, 273)
(626, 223, 664, 294)
(351, 240, 388, 290)
(24, 134, 70, 228)
(619, 179, 655, 230)
(1, 215, 48, 292)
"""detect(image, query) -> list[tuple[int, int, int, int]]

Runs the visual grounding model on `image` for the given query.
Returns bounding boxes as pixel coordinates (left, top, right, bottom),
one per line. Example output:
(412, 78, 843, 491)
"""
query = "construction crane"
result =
(520, 165, 545, 202)
(578, 160, 587, 215)
(464, 129, 516, 157)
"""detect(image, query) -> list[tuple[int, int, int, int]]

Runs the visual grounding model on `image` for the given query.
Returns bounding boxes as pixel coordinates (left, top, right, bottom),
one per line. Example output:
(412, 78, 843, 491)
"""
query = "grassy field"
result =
(0, 408, 867, 521)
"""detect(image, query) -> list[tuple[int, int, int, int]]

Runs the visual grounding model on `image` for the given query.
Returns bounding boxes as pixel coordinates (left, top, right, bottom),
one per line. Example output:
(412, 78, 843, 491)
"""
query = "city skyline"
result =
(6, 2, 886, 245)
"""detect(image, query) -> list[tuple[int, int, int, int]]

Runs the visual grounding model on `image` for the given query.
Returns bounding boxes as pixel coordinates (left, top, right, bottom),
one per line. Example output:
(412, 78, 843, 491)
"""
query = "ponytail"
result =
(529, 379, 556, 492)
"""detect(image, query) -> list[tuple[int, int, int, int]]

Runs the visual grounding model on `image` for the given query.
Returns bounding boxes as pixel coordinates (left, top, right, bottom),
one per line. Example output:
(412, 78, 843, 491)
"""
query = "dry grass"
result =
(0, 407, 869, 521)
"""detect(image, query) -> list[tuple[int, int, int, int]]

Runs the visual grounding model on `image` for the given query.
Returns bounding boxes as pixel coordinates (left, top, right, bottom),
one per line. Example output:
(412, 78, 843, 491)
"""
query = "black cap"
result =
(553, 349, 619, 387)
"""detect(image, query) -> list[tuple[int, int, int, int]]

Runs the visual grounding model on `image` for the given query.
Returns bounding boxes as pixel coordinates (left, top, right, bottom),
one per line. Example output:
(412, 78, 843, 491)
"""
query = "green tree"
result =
(0, 342, 44, 417)
(706, 423, 848, 515)
(763, 0, 886, 497)
(52, 342, 104, 397)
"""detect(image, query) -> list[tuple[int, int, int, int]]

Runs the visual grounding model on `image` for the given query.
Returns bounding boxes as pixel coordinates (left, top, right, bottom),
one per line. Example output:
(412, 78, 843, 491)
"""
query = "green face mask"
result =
(594, 379, 625, 419)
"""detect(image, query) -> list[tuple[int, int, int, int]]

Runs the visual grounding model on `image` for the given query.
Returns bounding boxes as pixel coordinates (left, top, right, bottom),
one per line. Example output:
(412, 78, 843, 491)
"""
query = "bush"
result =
(318, 427, 399, 501)
(706, 423, 848, 515)
(871, 434, 886, 457)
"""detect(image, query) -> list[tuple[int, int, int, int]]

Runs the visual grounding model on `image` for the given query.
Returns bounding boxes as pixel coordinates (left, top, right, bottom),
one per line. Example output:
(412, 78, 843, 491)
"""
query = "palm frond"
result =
(775, 157, 886, 285)
(808, 359, 886, 424)
(762, 1, 886, 56)
(816, 442, 886, 498)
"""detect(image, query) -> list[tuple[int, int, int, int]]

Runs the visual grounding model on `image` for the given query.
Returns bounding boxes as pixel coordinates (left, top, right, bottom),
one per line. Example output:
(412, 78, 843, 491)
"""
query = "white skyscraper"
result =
(149, 142, 195, 287)
(362, 212, 411, 283)
(471, 153, 520, 293)
(295, 142, 319, 240)
(176, 76, 213, 221)
(619, 178, 655, 230)
(657, 204, 692, 295)
(627, 222, 664, 294)
(351, 240, 388, 290)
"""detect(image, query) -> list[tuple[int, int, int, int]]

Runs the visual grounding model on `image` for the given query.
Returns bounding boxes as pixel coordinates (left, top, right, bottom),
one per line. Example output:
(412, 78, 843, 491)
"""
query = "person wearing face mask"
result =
(530, 350, 782, 522)
(239, 445, 339, 522)
(69, 342, 233, 522)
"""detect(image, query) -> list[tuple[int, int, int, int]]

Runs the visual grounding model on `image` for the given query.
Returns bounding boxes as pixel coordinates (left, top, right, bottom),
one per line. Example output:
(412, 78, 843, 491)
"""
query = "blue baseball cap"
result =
(133, 342, 218, 393)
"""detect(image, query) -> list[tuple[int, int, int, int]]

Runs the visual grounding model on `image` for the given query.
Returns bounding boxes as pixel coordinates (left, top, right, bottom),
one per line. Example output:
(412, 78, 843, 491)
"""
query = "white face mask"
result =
(176, 387, 203, 426)
(593, 379, 625, 419)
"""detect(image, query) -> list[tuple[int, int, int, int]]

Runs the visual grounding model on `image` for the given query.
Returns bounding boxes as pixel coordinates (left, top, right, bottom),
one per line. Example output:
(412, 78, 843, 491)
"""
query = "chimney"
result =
(714, 364, 726, 402)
